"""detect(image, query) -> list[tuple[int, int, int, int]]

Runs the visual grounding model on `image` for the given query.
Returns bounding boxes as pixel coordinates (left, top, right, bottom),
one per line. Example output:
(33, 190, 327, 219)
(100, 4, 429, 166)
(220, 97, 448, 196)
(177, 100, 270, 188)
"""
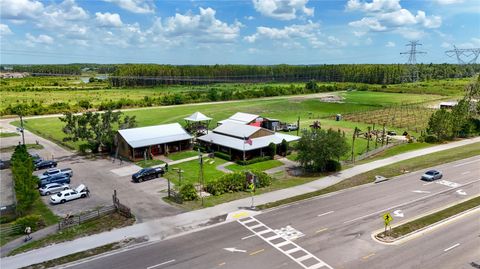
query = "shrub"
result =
(235, 156, 271, 166)
(15, 214, 45, 233)
(267, 143, 276, 159)
(424, 135, 438, 143)
(179, 183, 198, 201)
(325, 160, 342, 172)
(205, 171, 272, 196)
(250, 170, 272, 188)
(214, 151, 231, 161)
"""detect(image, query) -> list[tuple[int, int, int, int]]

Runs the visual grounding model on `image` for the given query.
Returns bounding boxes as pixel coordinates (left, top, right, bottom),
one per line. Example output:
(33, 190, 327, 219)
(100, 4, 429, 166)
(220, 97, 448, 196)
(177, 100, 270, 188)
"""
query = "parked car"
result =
(39, 183, 70, 196)
(50, 184, 88, 204)
(387, 131, 397, 136)
(39, 168, 73, 180)
(132, 167, 164, 183)
(38, 173, 71, 188)
(421, 170, 443, 181)
(283, 124, 298, 132)
(0, 159, 8, 170)
(34, 160, 57, 170)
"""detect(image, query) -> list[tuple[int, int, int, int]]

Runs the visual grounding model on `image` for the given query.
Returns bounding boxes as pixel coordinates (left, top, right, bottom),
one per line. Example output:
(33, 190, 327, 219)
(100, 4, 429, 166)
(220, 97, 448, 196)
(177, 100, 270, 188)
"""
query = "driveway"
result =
(0, 118, 183, 223)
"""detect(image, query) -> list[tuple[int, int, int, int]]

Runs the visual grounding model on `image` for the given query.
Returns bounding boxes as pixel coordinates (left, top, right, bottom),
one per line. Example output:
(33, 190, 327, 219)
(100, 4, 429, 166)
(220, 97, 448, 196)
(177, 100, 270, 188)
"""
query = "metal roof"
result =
(218, 112, 260, 125)
(184, 111, 212, 122)
(213, 122, 261, 138)
(118, 123, 192, 148)
(198, 132, 300, 151)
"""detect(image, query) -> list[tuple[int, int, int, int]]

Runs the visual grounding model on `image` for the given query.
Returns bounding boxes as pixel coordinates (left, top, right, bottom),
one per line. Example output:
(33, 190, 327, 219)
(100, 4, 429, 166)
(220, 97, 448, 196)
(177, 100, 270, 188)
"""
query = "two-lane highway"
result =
(67, 156, 480, 269)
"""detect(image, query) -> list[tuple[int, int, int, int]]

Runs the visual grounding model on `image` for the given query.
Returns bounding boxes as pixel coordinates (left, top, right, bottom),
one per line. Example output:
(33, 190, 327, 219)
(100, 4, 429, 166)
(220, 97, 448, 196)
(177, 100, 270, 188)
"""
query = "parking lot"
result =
(1, 119, 183, 223)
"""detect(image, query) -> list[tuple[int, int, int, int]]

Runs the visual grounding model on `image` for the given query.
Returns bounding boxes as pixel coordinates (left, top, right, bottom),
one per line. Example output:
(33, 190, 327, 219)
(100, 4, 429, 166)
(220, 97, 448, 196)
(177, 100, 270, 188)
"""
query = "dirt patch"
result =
(318, 95, 345, 103)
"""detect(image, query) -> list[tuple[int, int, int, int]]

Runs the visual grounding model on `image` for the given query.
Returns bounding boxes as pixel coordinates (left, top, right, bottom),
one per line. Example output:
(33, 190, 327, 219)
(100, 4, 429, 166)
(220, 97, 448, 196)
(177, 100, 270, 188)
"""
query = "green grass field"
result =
(163, 157, 227, 186)
(15, 91, 442, 160)
(226, 160, 284, 172)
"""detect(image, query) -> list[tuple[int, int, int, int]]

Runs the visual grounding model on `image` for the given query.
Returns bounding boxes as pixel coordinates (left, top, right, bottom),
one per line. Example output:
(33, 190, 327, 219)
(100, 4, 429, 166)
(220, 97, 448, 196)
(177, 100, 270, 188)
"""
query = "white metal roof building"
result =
(217, 112, 261, 125)
(198, 132, 299, 152)
(117, 123, 192, 160)
(184, 112, 212, 122)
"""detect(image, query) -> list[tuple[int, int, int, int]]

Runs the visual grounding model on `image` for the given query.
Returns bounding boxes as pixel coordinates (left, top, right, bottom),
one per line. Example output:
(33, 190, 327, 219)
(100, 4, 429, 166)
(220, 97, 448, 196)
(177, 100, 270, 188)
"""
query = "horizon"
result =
(0, 0, 479, 65)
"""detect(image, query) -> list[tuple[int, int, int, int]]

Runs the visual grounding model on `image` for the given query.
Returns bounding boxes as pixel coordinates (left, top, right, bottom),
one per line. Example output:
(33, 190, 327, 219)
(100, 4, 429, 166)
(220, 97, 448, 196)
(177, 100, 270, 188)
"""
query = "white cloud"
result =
(458, 37, 480, 48)
(0, 24, 13, 35)
(26, 33, 54, 45)
(441, 42, 451, 48)
(252, 0, 314, 20)
(245, 21, 320, 43)
(347, 0, 441, 38)
(38, 0, 88, 28)
(245, 16, 255, 21)
(394, 27, 425, 39)
(385, 41, 395, 47)
(435, 0, 464, 4)
(96, 12, 123, 27)
(160, 7, 242, 43)
(103, 0, 155, 14)
(0, 0, 44, 21)
(346, 0, 400, 13)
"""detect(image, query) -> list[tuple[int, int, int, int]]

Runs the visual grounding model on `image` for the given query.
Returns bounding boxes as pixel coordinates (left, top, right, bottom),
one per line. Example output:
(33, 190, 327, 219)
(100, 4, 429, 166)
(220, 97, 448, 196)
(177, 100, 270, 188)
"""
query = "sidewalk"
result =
(0, 225, 58, 258)
(2, 137, 479, 269)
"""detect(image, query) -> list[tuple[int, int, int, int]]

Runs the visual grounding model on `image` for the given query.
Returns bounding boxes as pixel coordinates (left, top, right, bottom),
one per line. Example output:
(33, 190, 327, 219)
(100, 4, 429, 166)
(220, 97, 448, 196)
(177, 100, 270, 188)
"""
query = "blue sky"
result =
(0, 0, 479, 64)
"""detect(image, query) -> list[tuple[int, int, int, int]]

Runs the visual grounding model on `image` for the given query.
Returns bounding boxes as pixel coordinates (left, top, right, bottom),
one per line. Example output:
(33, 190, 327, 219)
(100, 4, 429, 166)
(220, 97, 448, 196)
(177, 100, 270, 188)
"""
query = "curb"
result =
(372, 202, 480, 245)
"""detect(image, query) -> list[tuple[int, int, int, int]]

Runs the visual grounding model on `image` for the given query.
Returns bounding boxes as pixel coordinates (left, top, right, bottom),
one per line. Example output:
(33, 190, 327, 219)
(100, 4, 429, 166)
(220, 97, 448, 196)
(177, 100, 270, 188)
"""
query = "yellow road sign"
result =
(383, 213, 393, 225)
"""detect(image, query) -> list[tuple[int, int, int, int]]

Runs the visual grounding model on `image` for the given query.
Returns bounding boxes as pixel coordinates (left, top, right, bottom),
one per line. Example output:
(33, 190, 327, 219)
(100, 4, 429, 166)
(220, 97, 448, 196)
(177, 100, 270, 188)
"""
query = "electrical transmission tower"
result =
(445, 45, 480, 64)
(400, 41, 427, 82)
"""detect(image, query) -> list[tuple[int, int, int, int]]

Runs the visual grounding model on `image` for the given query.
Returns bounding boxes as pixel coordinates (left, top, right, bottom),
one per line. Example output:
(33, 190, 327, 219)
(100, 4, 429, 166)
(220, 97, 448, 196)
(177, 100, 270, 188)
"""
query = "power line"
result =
(400, 41, 427, 82)
(445, 45, 480, 64)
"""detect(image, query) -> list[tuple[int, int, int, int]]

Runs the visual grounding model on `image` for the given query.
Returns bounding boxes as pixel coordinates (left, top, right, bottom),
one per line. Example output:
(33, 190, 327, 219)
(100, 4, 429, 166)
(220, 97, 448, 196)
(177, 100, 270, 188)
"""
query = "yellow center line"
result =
(315, 228, 328, 234)
(249, 249, 265, 256)
(218, 262, 226, 266)
(362, 253, 375, 260)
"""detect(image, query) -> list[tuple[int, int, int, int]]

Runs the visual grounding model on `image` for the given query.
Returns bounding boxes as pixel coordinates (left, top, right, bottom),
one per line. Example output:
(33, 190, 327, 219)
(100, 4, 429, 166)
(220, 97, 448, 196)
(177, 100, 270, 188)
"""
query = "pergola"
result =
(184, 112, 212, 136)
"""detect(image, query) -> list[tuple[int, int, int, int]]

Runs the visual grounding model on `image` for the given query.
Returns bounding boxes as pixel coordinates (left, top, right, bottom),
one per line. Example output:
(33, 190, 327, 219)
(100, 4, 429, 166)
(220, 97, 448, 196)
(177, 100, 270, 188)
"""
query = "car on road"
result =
(132, 167, 164, 183)
(50, 184, 88, 204)
(283, 124, 298, 132)
(35, 160, 57, 170)
(39, 183, 70, 196)
(39, 168, 73, 180)
(421, 170, 443, 181)
(38, 173, 71, 188)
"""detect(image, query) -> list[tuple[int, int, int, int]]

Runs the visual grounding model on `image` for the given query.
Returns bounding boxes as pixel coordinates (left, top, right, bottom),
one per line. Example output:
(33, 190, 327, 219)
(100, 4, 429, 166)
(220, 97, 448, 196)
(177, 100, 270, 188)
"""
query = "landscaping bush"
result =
(267, 143, 276, 159)
(179, 183, 198, 201)
(235, 156, 271, 166)
(205, 171, 272, 196)
(325, 160, 342, 172)
(424, 135, 438, 143)
(214, 151, 231, 161)
(14, 214, 45, 233)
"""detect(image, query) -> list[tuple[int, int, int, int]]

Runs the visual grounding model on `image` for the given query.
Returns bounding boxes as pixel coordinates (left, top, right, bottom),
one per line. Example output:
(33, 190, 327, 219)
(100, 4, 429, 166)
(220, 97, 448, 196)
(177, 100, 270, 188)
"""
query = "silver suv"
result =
(421, 170, 443, 181)
(39, 183, 70, 196)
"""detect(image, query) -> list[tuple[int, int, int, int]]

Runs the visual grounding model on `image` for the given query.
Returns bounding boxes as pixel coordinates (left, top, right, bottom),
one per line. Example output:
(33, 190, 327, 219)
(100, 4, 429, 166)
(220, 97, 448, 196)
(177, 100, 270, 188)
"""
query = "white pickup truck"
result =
(38, 168, 73, 180)
(50, 184, 87, 204)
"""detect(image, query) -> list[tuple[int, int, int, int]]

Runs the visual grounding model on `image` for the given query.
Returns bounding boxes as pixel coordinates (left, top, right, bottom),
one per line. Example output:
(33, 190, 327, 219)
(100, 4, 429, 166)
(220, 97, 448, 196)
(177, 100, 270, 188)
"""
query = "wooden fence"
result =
(58, 205, 116, 230)
(0, 223, 22, 236)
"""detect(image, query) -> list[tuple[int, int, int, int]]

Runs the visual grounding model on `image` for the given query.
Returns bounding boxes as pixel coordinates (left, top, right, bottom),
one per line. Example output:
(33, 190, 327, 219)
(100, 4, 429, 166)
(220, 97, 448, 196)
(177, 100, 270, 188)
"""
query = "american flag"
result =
(244, 136, 253, 145)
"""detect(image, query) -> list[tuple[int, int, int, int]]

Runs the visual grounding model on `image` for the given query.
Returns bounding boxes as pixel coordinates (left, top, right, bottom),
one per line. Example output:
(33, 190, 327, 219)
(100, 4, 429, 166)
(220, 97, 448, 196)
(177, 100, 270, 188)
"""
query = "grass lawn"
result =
(0, 132, 19, 138)
(0, 143, 44, 153)
(167, 150, 200, 161)
(163, 157, 228, 186)
(258, 142, 480, 210)
(135, 159, 165, 168)
(377, 196, 480, 240)
(8, 212, 134, 256)
(226, 160, 284, 172)
(357, 142, 434, 164)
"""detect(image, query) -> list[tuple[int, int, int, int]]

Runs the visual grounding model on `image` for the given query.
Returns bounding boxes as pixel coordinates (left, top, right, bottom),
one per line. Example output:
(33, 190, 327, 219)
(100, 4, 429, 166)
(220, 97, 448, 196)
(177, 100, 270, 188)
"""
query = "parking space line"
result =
(241, 234, 256, 240)
(315, 228, 328, 234)
(249, 249, 265, 256)
(362, 253, 375, 260)
(317, 211, 334, 217)
(444, 243, 460, 252)
(237, 217, 333, 269)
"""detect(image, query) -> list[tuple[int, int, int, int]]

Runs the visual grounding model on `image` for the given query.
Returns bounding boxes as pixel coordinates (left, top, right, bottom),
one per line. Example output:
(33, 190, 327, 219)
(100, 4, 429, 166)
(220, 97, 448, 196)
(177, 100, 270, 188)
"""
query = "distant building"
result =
(117, 123, 192, 161)
(218, 112, 283, 131)
(198, 122, 300, 160)
(439, 101, 458, 109)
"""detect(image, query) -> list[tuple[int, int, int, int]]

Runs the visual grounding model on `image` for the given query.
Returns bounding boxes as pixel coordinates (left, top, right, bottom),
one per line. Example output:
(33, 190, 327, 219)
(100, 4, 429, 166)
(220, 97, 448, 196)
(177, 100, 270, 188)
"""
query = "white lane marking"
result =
(456, 189, 467, 196)
(453, 159, 480, 167)
(436, 180, 461, 188)
(393, 210, 404, 218)
(412, 190, 431, 194)
(317, 211, 334, 217)
(146, 259, 175, 269)
(224, 247, 247, 253)
(423, 182, 434, 186)
(242, 234, 256, 240)
(461, 171, 471, 175)
(238, 217, 332, 269)
(443, 243, 460, 252)
(343, 179, 480, 224)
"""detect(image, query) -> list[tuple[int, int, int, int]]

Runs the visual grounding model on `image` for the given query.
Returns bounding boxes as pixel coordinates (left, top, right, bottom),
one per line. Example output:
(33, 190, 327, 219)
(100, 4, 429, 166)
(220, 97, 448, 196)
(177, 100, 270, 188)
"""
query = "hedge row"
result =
(205, 170, 272, 196)
(235, 156, 272, 166)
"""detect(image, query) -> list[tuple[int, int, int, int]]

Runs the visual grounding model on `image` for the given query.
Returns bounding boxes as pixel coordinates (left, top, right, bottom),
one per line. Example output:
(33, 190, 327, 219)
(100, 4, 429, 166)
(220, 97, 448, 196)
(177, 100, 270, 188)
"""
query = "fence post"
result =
(78, 215, 81, 225)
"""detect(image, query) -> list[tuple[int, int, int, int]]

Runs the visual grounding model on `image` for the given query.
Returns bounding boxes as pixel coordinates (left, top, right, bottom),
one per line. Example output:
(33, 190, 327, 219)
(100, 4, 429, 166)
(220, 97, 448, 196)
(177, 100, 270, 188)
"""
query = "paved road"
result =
(66, 156, 480, 269)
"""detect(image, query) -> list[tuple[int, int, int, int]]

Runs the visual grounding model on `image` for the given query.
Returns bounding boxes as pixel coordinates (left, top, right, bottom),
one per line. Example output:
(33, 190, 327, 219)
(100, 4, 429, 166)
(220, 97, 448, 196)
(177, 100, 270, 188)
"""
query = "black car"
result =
(132, 167, 164, 183)
(35, 160, 57, 170)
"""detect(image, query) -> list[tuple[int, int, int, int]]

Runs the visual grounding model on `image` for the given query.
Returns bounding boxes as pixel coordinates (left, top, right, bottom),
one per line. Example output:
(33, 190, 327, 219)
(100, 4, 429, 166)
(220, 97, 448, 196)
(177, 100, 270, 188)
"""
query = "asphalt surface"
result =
(66, 155, 480, 269)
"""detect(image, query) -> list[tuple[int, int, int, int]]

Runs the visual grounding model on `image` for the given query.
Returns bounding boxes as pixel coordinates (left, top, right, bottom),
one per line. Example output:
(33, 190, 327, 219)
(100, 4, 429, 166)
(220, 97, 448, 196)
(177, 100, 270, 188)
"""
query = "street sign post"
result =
(383, 212, 393, 235)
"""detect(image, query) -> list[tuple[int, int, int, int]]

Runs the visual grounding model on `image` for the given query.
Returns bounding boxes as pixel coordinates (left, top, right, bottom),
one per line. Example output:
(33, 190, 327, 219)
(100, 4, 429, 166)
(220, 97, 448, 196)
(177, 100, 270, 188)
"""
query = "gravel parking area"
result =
(0, 169, 15, 209)
(36, 155, 183, 222)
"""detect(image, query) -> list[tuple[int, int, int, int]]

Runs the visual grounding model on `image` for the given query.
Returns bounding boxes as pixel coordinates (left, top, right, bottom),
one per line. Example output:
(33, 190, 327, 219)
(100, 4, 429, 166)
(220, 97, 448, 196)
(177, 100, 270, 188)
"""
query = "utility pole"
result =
(351, 127, 358, 163)
(296, 116, 300, 136)
(445, 45, 480, 64)
(366, 126, 371, 152)
(19, 114, 25, 145)
(400, 41, 426, 82)
(198, 147, 204, 206)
